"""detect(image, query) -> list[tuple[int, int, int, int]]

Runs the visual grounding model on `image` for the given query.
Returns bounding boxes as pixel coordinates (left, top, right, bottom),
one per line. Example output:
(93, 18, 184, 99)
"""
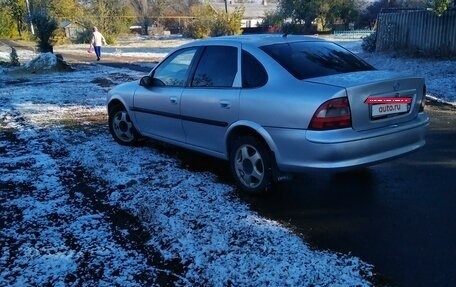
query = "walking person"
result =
(90, 26, 107, 61)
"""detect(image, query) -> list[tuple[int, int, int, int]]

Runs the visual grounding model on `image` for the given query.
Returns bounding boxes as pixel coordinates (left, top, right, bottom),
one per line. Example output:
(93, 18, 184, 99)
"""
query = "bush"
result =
(361, 32, 377, 52)
(260, 12, 284, 29)
(211, 7, 244, 37)
(0, 9, 19, 38)
(104, 34, 116, 45)
(183, 5, 215, 39)
(185, 20, 212, 39)
(184, 5, 244, 39)
(10, 47, 20, 66)
(53, 29, 71, 45)
(29, 10, 58, 53)
(0, 47, 21, 67)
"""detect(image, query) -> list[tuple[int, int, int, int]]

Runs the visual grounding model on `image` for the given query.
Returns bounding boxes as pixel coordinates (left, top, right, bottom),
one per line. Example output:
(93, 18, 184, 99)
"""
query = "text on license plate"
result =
(371, 103, 408, 117)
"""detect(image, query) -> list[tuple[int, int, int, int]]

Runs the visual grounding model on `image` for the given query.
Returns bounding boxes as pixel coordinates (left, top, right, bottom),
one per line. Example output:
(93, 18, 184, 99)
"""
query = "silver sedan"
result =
(107, 34, 429, 193)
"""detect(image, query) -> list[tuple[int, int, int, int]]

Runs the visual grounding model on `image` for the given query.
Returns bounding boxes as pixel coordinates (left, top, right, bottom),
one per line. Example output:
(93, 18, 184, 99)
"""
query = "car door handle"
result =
(220, 100, 231, 109)
(169, 97, 178, 104)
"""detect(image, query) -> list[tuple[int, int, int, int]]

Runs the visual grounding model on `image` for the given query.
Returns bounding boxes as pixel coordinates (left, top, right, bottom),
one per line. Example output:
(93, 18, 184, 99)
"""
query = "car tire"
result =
(229, 135, 274, 194)
(108, 104, 141, 146)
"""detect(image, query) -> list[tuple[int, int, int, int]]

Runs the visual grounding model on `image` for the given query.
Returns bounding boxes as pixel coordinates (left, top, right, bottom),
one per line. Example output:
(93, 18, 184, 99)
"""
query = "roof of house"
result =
(211, 1, 278, 19)
(60, 20, 84, 28)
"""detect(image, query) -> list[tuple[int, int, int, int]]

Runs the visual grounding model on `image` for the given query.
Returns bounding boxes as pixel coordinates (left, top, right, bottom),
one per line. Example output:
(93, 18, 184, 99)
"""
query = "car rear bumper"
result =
(266, 113, 430, 172)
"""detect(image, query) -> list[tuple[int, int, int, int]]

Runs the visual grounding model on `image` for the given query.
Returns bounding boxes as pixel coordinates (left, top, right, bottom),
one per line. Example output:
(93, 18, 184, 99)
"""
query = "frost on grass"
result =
(68, 134, 374, 286)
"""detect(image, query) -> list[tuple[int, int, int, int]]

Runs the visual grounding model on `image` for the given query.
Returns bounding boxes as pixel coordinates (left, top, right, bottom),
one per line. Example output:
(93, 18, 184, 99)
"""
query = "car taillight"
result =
(309, 97, 352, 130)
(420, 84, 426, 112)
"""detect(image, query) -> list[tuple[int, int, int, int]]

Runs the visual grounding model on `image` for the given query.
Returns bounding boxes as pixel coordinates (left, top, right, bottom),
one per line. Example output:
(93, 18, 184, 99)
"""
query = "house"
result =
(60, 21, 86, 40)
(211, 0, 278, 28)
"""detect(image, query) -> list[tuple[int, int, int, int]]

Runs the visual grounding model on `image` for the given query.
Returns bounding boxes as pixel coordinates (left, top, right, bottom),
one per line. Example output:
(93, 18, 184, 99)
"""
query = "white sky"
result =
(0, 37, 454, 286)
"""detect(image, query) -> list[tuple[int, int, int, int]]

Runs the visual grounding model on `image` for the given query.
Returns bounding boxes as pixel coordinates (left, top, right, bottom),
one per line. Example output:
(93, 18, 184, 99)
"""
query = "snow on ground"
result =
(0, 36, 454, 286)
(326, 38, 456, 105)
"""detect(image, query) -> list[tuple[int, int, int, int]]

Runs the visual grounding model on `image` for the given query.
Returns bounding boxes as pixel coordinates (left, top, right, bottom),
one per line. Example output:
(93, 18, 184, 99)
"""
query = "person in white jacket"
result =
(90, 26, 107, 61)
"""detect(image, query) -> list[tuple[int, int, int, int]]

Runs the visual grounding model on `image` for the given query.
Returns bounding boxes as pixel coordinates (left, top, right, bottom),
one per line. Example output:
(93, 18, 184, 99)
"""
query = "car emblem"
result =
(393, 82, 400, 91)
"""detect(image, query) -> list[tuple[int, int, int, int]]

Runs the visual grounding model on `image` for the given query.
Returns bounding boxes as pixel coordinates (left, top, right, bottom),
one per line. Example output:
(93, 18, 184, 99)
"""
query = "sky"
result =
(0, 36, 455, 286)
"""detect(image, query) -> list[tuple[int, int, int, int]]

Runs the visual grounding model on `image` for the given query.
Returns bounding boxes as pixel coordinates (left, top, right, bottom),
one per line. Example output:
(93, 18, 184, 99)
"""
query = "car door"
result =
(132, 47, 198, 143)
(181, 44, 241, 154)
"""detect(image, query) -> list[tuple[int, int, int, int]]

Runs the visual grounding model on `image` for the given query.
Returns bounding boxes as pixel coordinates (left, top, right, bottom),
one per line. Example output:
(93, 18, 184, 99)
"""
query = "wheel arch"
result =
(107, 99, 125, 114)
(226, 122, 284, 192)
(225, 121, 277, 160)
(108, 101, 143, 145)
(107, 99, 141, 133)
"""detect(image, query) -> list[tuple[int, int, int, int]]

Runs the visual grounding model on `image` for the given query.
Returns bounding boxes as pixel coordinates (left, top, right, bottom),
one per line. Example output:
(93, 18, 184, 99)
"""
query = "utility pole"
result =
(25, 0, 35, 34)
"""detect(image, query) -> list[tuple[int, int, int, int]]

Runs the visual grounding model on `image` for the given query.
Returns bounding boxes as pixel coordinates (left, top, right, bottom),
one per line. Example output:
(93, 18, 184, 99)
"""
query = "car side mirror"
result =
(140, 76, 166, 87)
(139, 76, 152, 87)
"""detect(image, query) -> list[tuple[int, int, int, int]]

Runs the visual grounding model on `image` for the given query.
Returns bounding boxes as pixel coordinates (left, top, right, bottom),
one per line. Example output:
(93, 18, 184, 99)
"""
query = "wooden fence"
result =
(376, 9, 456, 56)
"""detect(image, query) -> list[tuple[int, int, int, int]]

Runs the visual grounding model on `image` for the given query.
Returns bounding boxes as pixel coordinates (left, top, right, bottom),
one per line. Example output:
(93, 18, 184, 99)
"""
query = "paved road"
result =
(236, 103, 456, 287)
(162, 99, 456, 286)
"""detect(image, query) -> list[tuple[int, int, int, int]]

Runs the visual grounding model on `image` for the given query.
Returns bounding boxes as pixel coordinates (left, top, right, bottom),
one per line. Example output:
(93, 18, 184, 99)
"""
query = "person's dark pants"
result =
(94, 46, 101, 60)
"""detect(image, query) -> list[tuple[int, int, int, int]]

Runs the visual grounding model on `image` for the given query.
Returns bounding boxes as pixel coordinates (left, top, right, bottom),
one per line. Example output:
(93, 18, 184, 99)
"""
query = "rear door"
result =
(133, 47, 198, 142)
(181, 44, 241, 153)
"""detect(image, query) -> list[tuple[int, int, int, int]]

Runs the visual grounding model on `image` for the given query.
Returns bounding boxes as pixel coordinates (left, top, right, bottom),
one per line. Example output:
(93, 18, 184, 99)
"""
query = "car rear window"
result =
(260, 41, 375, 80)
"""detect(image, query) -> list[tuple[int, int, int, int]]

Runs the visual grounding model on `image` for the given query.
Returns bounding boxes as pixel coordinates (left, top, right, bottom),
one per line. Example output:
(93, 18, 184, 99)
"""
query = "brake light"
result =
(420, 84, 426, 112)
(309, 97, 352, 130)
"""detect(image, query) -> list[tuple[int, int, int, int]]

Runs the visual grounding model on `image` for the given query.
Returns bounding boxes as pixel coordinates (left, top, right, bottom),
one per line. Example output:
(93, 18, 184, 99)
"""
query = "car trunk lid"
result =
(306, 70, 425, 132)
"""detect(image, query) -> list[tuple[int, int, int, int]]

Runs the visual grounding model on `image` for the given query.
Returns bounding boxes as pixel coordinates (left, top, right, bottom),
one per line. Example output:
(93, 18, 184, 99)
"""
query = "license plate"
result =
(371, 103, 409, 117)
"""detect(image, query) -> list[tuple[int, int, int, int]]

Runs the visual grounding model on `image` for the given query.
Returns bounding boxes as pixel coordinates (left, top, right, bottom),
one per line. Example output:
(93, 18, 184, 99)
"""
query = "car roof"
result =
(182, 34, 328, 48)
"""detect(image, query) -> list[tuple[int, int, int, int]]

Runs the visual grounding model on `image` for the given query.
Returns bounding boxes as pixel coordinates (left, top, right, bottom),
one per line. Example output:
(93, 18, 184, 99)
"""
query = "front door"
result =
(133, 47, 198, 143)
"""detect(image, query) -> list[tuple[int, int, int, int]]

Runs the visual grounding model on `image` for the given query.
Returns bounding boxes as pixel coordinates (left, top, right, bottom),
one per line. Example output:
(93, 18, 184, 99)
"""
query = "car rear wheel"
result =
(109, 104, 140, 146)
(230, 136, 274, 194)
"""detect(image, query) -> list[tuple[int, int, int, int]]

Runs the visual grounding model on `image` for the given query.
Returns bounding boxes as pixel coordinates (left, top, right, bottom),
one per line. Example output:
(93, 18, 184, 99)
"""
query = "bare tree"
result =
(130, 0, 171, 34)
(130, 0, 153, 35)
(130, 0, 199, 34)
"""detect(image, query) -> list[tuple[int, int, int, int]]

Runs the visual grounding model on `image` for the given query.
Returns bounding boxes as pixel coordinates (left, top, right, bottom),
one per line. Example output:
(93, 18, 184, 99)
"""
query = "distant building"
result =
(60, 21, 86, 40)
(211, 0, 278, 28)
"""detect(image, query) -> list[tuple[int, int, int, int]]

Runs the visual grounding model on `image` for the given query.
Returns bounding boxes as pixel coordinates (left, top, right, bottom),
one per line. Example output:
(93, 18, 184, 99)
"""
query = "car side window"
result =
(242, 50, 268, 88)
(153, 47, 197, 87)
(191, 46, 237, 88)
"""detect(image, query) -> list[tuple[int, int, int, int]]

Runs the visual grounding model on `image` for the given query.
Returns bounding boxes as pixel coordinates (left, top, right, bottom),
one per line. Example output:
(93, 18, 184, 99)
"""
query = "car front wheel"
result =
(108, 104, 140, 146)
(229, 136, 274, 194)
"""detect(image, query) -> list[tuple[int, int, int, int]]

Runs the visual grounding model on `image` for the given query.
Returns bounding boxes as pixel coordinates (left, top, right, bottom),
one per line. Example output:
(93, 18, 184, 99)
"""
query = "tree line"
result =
(0, 0, 454, 50)
(264, 0, 454, 33)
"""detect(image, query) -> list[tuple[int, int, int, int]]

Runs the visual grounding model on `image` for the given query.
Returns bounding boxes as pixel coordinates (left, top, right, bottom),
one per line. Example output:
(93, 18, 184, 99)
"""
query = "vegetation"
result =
(0, 7, 20, 38)
(211, 6, 244, 37)
(183, 5, 214, 39)
(0, 0, 454, 45)
(275, 0, 361, 32)
(84, 0, 135, 39)
(184, 4, 243, 39)
(432, 0, 454, 16)
(361, 32, 377, 52)
(272, 0, 455, 33)
(0, 47, 19, 67)
(29, 10, 58, 53)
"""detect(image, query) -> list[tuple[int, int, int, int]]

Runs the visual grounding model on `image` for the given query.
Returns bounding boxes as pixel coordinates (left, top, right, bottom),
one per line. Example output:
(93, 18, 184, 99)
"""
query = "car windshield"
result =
(260, 41, 375, 80)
